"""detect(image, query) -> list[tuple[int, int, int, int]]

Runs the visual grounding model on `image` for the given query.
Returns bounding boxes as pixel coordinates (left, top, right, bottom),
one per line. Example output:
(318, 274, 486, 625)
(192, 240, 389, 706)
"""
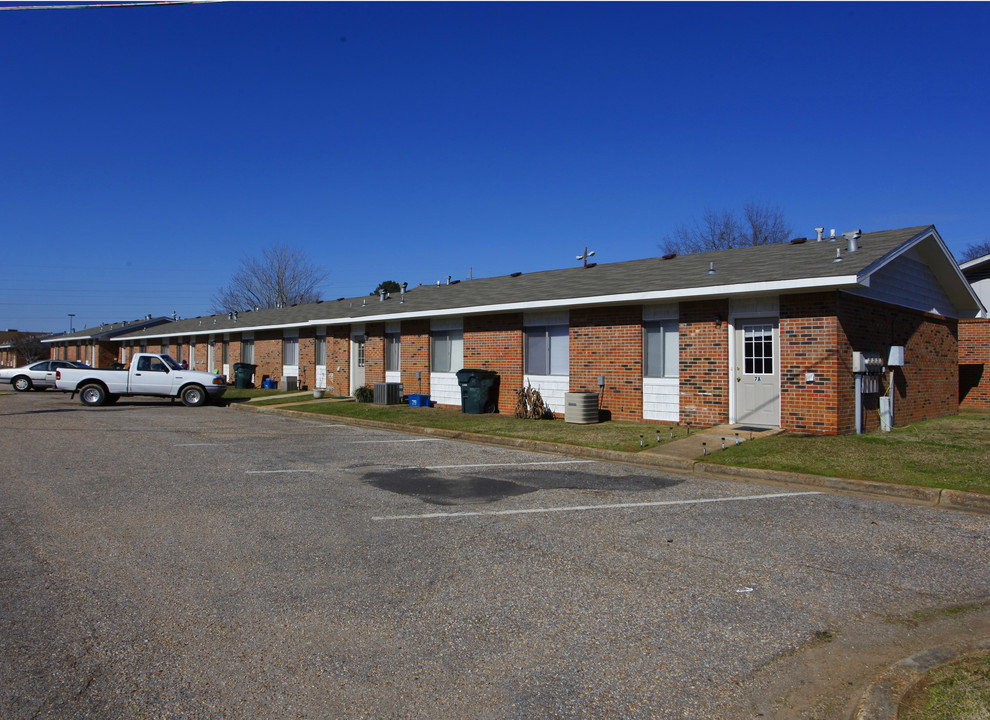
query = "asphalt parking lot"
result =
(1, 390, 988, 719)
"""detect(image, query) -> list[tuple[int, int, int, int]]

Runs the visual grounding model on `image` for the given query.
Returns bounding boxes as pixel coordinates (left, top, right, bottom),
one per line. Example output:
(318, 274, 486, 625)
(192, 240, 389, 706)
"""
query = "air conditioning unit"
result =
(373, 382, 403, 405)
(564, 392, 600, 424)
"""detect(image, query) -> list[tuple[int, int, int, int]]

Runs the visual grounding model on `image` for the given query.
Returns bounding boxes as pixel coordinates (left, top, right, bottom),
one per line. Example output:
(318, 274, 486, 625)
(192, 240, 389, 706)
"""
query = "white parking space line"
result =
(246, 469, 316, 475)
(176, 443, 216, 447)
(372, 491, 823, 521)
(347, 439, 440, 444)
(422, 460, 597, 470)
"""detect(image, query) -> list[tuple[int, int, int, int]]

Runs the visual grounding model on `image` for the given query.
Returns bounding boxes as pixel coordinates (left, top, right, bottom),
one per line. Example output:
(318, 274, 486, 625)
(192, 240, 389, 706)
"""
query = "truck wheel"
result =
(79, 384, 107, 407)
(12, 376, 32, 392)
(181, 385, 207, 407)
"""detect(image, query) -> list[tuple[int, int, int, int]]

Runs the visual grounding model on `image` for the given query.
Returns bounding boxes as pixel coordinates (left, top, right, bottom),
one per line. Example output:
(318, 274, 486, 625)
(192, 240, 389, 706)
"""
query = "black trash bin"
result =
(455, 368, 500, 414)
(233, 362, 257, 389)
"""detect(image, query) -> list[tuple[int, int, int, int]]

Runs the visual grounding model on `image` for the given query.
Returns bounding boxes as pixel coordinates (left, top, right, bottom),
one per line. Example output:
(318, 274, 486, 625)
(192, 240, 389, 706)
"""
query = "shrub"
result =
(354, 385, 374, 403)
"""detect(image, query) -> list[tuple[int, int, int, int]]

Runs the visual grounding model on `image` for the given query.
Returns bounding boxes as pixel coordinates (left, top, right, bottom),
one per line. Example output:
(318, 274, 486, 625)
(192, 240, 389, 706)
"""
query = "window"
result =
(431, 330, 462, 373)
(162, 340, 170, 357)
(315, 336, 326, 366)
(525, 325, 569, 376)
(743, 324, 774, 375)
(644, 320, 679, 378)
(241, 339, 254, 364)
(385, 333, 400, 372)
(283, 337, 299, 366)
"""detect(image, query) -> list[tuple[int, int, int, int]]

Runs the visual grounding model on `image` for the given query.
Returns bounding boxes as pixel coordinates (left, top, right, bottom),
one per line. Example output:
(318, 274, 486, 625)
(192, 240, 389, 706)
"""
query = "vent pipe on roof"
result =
(446, 275, 451, 285)
(380, 289, 385, 302)
(830, 229, 836, 240)
(843, 229, 861, 252)
(815, 227, 825, 242)
(707, 261, 716, 275)
(400, 282, 407, 304)
(833, 248, 843, 263)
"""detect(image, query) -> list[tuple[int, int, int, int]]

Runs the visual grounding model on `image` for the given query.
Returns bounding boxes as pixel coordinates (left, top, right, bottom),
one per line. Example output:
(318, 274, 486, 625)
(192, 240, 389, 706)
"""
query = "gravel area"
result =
(1, 391, 988, 719)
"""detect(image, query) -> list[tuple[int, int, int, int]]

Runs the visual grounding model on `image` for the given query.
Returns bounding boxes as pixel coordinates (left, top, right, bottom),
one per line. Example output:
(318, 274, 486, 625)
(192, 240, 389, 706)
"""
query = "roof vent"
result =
(843, 229, 861, 252)
(790, 237, 807, 244)
(510, 271, 522, 277)
(707, 261, 716, 275)
(815, 227, 825, 242)
(833, 248, 843, 263)
(662, 253, 677, 260)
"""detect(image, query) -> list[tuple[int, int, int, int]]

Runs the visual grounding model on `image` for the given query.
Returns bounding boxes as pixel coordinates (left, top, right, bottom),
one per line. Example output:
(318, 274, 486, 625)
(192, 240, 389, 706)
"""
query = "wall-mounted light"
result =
(715, 313, 722, 328)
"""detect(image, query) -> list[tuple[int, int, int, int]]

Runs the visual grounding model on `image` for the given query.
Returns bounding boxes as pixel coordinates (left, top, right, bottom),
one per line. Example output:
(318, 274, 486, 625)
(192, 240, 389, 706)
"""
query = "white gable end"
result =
(850, 248, 956, 316)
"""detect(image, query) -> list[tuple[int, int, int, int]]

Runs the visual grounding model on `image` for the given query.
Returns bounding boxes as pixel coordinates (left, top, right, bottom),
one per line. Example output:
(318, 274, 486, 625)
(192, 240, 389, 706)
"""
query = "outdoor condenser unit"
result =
(373, 382, 403, 405)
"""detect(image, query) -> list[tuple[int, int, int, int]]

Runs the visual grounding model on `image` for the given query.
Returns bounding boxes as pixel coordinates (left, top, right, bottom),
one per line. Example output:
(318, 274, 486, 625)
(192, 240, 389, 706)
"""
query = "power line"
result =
(0, 1, 217, 10)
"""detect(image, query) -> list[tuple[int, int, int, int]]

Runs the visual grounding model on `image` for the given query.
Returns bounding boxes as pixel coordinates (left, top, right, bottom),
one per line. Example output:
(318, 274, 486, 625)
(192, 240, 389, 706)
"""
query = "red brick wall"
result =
(400, 319, 431, 397)
(364, 323, 386, 387)
(679, 300, 730, 427)
(960, 318, 990, 410)
(327, 326, 350, 396)
(464, 313, 523, 414)
(779, 293, 959, 434)
(837, 294, 957, 432)
(254, 330, 282, 385)
(780, 293, 844, 434)
(570, 306, 643, 421)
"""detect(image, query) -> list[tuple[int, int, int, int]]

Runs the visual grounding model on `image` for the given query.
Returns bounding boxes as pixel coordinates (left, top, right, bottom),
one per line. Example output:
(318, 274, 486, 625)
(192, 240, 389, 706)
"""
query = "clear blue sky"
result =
(3, 1, 989, 333)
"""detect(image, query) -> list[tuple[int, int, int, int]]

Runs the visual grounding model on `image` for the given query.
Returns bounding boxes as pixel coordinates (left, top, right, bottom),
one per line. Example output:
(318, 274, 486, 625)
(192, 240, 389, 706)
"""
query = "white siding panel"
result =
(851, 249, 955, 316)
(643, 377, 679, 422)
(642, 303, 678, 322)
(385, 371, 401, 384)
(431, 372, 461, 407)
(524, 374, 569, 414)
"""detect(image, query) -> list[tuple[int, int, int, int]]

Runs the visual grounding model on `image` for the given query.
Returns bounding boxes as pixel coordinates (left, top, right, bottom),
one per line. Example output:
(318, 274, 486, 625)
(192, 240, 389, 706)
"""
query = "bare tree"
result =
(12, 335, 47, 364)
(961, 238, 990, 263)
(212, 244, 328, 314)
(660, 202, 792, 255)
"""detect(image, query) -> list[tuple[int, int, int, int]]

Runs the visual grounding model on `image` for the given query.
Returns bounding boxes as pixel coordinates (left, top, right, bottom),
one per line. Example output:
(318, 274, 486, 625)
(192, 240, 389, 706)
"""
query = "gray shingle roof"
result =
(43, 317, 172, 343)
(117, 225, 964, 339)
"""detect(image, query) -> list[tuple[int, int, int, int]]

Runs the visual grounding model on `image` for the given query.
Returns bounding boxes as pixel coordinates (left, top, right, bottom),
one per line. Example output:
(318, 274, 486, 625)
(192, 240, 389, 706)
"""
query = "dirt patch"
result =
(730, 600, 990, 719)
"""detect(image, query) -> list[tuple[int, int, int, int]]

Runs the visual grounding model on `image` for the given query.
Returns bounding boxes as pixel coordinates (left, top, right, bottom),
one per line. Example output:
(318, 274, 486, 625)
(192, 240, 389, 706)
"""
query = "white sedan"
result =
(0, 360, 91, 391)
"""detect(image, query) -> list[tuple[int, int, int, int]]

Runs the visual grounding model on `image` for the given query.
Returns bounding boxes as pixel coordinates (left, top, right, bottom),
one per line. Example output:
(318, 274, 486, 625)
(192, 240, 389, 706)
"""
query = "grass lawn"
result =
(701, 411, 990, 495)
(900, 653, 990, 720)
(280, 400, 691, 452)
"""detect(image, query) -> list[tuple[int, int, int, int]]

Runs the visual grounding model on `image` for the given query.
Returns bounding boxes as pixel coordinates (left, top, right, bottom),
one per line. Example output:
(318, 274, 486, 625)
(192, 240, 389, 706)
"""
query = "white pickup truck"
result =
(55, 353, 227, 407)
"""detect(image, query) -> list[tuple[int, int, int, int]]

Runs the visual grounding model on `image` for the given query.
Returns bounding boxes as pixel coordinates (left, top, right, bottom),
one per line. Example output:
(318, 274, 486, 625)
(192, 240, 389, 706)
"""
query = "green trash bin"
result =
(233, 362, 257, 389)
(455, 369, 499, 414)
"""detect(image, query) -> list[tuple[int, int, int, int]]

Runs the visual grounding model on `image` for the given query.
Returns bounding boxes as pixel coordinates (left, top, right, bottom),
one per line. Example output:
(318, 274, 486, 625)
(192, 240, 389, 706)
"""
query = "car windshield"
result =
(160, 355, 182, 370)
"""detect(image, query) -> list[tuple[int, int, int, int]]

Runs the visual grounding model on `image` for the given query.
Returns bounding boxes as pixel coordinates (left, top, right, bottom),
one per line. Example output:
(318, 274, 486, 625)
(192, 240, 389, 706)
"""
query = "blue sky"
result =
(3, 1, 989, 333)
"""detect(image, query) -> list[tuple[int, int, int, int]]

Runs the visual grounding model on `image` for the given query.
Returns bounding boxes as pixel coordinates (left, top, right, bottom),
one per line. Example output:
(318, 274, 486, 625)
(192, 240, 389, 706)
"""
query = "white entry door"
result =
(350, 334, 366, 395)
(734, 318, 780, 427)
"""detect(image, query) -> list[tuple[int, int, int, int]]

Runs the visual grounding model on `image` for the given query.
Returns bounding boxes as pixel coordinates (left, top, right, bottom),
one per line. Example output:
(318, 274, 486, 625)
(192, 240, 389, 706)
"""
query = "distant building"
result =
(0, 330, 51, 367)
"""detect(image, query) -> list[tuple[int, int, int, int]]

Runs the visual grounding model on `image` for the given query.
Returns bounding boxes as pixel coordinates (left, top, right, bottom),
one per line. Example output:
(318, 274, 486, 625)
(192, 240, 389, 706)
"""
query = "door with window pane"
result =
(734, 318, 780, 426)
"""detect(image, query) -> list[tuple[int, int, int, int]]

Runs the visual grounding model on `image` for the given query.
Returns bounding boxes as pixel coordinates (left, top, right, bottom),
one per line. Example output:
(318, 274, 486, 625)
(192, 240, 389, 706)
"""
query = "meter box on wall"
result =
(852, 351, 884, 373)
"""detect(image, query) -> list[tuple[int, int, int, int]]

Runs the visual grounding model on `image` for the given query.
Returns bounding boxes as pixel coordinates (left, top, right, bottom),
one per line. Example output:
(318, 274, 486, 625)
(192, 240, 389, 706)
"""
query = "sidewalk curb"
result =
(852, 637, 990, 720)
(229, 403, 990, 515)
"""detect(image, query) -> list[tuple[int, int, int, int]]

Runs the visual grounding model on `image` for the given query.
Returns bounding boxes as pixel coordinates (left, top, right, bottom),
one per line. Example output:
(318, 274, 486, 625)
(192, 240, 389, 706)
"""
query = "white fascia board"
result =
(303, 275, 864, 327)
(960, 253, 990, 271)
(116, 319, 312, 341)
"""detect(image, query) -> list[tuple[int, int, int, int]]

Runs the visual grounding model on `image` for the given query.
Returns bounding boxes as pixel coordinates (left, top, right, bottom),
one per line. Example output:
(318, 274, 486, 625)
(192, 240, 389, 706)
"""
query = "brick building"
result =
(114, 225, 984, 434)
(0, 330, 51, 368)
(959, 253, 990, 410)
(43, 316, 173, 368)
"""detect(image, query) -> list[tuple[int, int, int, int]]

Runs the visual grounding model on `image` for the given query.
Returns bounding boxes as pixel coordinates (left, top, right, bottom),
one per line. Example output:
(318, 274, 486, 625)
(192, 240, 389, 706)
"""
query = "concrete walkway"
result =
(640, 423, 784, 462)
